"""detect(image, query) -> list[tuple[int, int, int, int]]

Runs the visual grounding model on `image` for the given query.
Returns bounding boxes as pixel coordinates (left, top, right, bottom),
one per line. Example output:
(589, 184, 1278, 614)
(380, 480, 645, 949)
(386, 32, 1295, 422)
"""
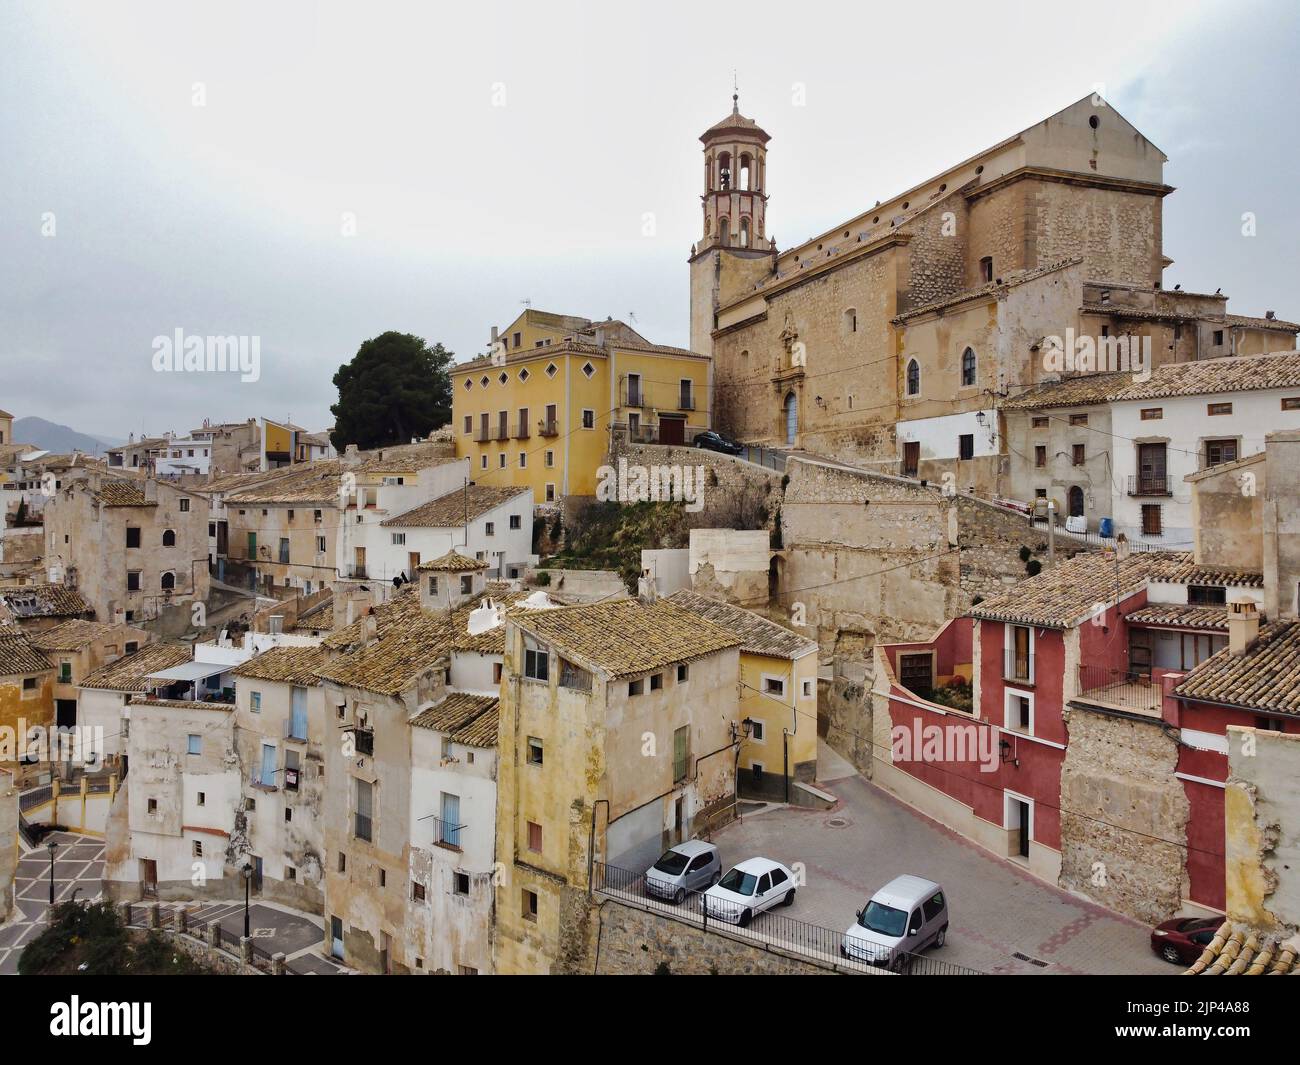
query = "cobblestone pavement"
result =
(705, 743, 1173, 976)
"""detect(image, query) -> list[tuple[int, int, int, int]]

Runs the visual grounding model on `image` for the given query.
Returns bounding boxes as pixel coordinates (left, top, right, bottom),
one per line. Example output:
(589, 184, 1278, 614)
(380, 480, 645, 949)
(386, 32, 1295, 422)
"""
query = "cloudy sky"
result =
(2, 0, 1296, 442)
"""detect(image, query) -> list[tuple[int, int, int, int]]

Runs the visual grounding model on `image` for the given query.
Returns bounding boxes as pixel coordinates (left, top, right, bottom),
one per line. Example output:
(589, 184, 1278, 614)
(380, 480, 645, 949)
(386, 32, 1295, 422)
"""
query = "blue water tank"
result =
(1099, 517, 1114, 539)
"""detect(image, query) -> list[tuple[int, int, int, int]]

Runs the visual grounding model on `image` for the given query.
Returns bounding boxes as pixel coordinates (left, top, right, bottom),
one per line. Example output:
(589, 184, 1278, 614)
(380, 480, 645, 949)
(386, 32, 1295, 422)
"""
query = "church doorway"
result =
(783, 392, 797, 446)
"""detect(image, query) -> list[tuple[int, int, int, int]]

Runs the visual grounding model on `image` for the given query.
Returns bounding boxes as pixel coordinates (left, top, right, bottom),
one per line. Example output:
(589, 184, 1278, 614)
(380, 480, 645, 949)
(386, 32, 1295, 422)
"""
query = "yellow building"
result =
(668, 590, 819, 800)
(451, 310, 712, 503)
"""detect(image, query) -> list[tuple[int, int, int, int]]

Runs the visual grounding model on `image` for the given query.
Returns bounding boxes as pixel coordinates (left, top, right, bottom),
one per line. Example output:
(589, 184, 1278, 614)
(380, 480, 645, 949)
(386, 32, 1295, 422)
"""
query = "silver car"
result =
(645, 840, 721, 903)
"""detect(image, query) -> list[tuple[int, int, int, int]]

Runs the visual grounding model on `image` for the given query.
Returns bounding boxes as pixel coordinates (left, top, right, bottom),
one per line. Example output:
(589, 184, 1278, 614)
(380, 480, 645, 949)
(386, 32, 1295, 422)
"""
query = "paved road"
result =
(0, 830, 347, 974)
(705, 744, 1171, 975)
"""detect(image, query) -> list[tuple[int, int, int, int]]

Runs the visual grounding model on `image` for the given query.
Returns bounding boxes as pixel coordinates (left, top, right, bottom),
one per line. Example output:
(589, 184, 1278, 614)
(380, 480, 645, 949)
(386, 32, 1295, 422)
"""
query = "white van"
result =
(843, 875, 948, 968)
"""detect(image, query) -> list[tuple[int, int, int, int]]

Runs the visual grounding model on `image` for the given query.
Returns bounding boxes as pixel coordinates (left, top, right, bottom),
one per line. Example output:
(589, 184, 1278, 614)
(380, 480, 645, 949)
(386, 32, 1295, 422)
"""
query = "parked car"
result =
(693, 430, 745, 456)
(644, 840, 721, 903)
(843, 875, 948, 968)
(1150, 915, 1222, 966)
(703, 857, 796, 926)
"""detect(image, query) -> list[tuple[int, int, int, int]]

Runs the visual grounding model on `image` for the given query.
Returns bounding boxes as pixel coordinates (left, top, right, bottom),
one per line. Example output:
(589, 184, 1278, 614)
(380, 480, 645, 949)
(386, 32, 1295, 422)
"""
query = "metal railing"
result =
(591, 861, 982, 976)
(513, 421, 530, 440)
(538, 419, 559, 437)
(432, 817, 465, 849)
(353, 812, 373, 842)
(1075, 665, 1163, 715)
(1127, 475, 1171, 497)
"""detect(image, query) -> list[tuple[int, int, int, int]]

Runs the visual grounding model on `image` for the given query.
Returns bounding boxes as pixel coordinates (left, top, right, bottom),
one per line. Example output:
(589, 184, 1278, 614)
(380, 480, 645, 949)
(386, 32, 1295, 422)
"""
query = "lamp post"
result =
(241, 862, 253, 938)
(46, 839, 58, 906)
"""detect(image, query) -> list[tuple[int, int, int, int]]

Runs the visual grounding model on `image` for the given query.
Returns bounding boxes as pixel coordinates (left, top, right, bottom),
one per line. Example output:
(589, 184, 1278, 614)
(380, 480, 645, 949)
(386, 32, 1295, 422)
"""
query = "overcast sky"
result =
(2, 0, 1297, 441)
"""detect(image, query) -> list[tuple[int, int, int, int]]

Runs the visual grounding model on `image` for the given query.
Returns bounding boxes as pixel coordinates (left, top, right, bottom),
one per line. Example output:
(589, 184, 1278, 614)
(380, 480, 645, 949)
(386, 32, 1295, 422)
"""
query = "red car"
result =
(1150, 916, 1222, 965)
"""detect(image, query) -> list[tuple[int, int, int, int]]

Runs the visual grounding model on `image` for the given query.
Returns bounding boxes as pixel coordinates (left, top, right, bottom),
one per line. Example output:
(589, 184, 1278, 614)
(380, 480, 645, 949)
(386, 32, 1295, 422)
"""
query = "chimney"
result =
(637, 569, 657, 605)
(1228, 601, 1260, 656)
(363, 613, 378, 647)
(143, 478, 157, 503)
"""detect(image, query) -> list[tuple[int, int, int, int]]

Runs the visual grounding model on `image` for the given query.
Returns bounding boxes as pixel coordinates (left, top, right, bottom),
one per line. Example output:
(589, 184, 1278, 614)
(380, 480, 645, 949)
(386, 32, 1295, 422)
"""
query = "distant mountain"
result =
(11, 416, 122, 456)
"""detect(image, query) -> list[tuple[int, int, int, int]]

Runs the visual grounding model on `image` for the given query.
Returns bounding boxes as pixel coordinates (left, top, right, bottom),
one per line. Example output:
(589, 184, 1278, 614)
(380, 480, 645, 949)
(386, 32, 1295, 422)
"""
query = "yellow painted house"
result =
(668, 590, 819, 800)
(450, 310, 712, 503)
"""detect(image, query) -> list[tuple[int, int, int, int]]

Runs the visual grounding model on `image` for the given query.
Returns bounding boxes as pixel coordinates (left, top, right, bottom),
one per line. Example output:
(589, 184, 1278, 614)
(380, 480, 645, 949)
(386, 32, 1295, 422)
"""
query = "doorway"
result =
(330, 915, 344, 959)
(140, 859, 158, 899)
(903, 441, 920, 478)
(1006, 793, 1031, 859)
(659, 415, 685, 446)
(783, 392, 798, 446)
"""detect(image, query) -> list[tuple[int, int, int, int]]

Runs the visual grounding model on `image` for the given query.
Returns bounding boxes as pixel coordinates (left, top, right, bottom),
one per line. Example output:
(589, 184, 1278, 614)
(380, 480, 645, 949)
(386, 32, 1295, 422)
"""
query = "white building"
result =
(1110, 351, 1300, 545)
(372, 483, 535, 582)
(154, 437, 213, 478)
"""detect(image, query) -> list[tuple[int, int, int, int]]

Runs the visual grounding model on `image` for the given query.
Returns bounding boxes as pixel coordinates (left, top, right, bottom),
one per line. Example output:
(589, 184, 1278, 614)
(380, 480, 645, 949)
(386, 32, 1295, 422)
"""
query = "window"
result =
(1207, 402, 1232, 417)
(126, 527, 141, 548)
(147, 798, 158, 814)
(545, 484, 555, 502)
(1072, 444, 1085, 466)
(527, 737, 544, 766)
(354, 779, 373, 842)
(1205, 439, 1238, 467)
(463, 414, 472, 434)
(187, 734, 201, 755)
(460, 575, 473, 594)
(751, 720, 766, 741)
(1034, 445, 1046, 468)
(162, 529, 176, 547)
(958, 434, 974, 461)
(1069, 413, 1088, 426)
(22, 677, 36, 692)
(1006, 692, 1032, 733)
(961, 347, 976, 387)
(509, 514, 521, 530)
(455, 872, 471, 895)
(499, 454, 506, 469)
(1141, 504, 1163, 537)
(485, 522, 495, 537)
(673, 725, 689, 783)
(522, 889, 538, 921)
(1006, 625, 1032, 682)
(1283, 397, 1300, 411)
(193, 840, 203, 858)
(250, 691, 262, 713)
(559, 658, 591, 691)
(412, 882, 426, 902)
(179, 498, 190, 512)
(1141, 408, 1163, 420)
(1188, 585, 1227, 606)
(650, 673, 663, 691)
(1213, 330, 1224, 346)
(58, 660, 72, 683)
(481, 455, 488, 469)
(338, 853, 346, 873)
(519, 452, 526, 468)
(844, 308, 858, 334)
(582, 362, 595, 379)
(379, 869, 386, 888)
(527, 821, 542, 853)
(196, 791, 206, 806)
(160, 571, 175, 591)
(677, 663, 689, 683)
(763, 676, 786, 696)
(582, 409, 595, 429)
(544, 451, 554, 468)
(1031, 416, 1049, 429)
(127, 571, 141, 592)
(427, 576, 439, 595)
(905, 359, 920, 397)
(316, 535, 326, 553)
(524, 645, 549, 681)
(629, 678, 644, 696)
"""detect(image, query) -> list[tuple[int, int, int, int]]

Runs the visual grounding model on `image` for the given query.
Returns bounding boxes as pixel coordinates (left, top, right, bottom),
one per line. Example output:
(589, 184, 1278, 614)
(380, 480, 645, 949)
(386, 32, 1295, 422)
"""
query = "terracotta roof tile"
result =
(667, 590, 817, 659)
(418, 549, 488, 573)
(514, 598, 742, 678)
(1115, 350, 1300, 402)
(0, 624, 53, 676)
(1184, 923, 1300, 975)
(27, 619, 122, 651)
(232, 645, 329, 685)
(95, 479, 157, 506)
(1124, 604, 1229, 631)
(411, 691, 497, 733)
(382, 485, 530, 528)
(450, 704, 499, 748)
(0, 584, 92, 619)
(1145, 558, 1263, 588)
(1173, 621, 1300, 716)
(1000, 371, 1133, 411)
(79, 642, 192, 692)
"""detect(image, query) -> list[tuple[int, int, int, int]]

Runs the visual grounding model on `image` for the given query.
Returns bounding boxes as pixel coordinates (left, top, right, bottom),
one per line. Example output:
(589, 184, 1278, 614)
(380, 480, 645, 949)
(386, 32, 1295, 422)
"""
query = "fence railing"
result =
(591, 861, 982, 976)
(1003, 651, 1034, 684)
(1075, 665, 1163, 715)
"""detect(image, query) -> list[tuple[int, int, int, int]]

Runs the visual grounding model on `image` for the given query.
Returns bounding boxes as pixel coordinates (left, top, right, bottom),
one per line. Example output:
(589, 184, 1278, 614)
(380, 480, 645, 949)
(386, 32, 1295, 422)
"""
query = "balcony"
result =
(1127, 475, 1171, 497)
(494, 426, 509, 442)
(1075, 665, 1163, 718)
(350, 727, 374, 756)
(432, 817, 465, 851)
(678, 395, 696, 411)
(473, 428, 492, 443)
(353, 812, 372, 842)
(623, 387, 645, 408)
(346, 565, 368, 580)
(513, 422, 530, 440)
(538, 419, 559, 437)
(1003, 651, 1034, 684)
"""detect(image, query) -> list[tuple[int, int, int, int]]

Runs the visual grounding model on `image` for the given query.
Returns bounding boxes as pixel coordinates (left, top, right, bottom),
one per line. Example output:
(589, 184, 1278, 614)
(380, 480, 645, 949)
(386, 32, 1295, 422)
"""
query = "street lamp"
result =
(46, 839, 58, 906)
(241, 862, 253, 938)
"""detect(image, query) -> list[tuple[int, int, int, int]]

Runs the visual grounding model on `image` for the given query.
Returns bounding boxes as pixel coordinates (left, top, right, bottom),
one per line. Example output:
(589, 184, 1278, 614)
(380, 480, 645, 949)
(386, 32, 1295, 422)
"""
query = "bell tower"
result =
(689, 93, 775, 358)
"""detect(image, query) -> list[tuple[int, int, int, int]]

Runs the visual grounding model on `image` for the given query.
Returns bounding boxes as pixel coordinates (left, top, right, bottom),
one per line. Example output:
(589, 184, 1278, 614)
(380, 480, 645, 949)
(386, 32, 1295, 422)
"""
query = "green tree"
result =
(330, 332, 454, 451)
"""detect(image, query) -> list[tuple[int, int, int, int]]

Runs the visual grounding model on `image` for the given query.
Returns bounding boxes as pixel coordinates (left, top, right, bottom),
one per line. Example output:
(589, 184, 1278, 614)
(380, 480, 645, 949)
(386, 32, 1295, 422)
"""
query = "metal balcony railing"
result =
(432, 817, 465, 849)
(473, 428, 491, 442)
(1127, 475, 1171, 497)
(538, 419, 559, 437)
(1076, 665, 1163, 716)
(678, 395, 696, 411)
(513, 422, 530, 440)
(354, 812, 372, 842)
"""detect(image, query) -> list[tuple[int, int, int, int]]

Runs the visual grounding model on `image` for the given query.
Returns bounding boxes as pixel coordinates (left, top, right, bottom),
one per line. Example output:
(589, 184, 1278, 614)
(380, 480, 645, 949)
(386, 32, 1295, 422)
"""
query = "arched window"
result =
(160, 571, 176, 591)
(961, 347, 976, 387)
(844, 308, 858, 334)
(162, 529, 176, 547)
(739, 154, 752, 191)
(718, 152, 732, 191)
(906, 359, 921, 397)
(1068, 486, 1085, 518)
(718, 217, 730, 247)
(739, 217, 750, 248)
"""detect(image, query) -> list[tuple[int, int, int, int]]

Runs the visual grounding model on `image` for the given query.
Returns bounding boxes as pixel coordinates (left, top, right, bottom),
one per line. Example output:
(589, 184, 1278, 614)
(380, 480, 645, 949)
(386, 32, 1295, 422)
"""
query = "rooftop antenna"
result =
(520, 298, 532, 308)
(628, 311, 638, 323)
(732, 70, 739, 112)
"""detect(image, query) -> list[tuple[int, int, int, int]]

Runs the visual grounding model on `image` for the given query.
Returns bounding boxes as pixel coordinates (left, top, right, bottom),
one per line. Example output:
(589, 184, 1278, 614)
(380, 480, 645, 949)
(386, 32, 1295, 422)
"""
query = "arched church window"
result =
(718, 152, 732, 191)
(739, 154, 752, 191)
(906, 359, 921, 397)
(961, 347, 976, 387)
(718, 217, 730, 247)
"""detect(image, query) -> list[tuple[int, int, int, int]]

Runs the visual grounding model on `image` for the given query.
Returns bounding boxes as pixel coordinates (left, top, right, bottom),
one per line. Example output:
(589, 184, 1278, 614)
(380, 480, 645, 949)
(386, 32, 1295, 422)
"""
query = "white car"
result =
(703, 857, 796, 927)
(843, 875, 948, 968)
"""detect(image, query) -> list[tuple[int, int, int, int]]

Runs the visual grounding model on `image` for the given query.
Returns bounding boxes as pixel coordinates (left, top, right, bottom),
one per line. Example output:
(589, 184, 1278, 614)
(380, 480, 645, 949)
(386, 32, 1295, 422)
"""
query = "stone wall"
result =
(1225, 727, 1300, 931)
(564, 895, 858, 975)
(1058, 706, 1189, 924)
(0, 769, 16, 920)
